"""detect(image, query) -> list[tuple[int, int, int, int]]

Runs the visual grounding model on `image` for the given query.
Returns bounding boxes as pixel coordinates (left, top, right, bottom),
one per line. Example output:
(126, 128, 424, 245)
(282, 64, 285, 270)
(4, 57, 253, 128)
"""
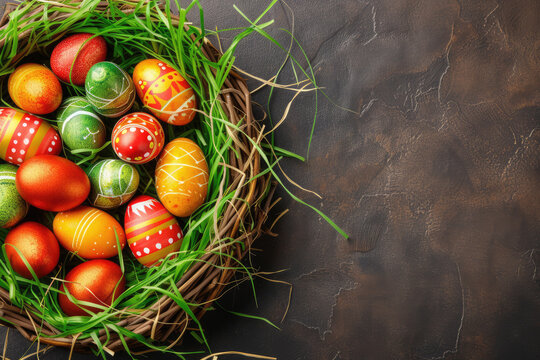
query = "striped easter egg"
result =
(0, 164, 28, 228)
(57, 97, 106, 150)
(0, 107, 62, 165)
(133, 59, 197, 125)
(85, 62, 136, 118)
(87, 159, 139, 209)
(124, 195, 183, 267)
(53, 206, 126, 259)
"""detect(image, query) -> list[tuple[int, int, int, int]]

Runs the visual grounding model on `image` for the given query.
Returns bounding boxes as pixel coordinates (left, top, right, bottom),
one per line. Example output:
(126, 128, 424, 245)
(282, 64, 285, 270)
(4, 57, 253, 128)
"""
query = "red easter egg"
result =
(133, 59, 197, 125)
(51, 33, 107, 86)
(5, 222, 60, 279)
(125, 195, 183, 267)
(111, 112, 164, 164)
(0, 107, 62, 165)
(8, 63, 62, 114)
(59, 259, 125, 316)
(16, 155, 90, 211)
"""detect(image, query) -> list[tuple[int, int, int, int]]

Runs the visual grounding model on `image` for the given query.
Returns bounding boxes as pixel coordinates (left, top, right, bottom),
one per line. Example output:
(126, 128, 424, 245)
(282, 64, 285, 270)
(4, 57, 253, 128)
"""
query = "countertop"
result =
(1, 0, 539, 359)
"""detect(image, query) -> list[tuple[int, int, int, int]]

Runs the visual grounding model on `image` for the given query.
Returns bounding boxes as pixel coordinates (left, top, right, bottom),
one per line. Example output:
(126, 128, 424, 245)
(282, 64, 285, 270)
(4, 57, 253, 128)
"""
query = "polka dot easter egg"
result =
(133, 59, 197, 125)
(87, 159, 140, 209)
(57, 97, 106, 150)
(0, 107, 61, 165)
(85, 62, 136, 118)
(8, 63, 62, 114)
(53, 206, 126, 259)
(125, 195, 183, 267)
(155, 138, 209, 217)
(111, 112, 164, 164)
(0, 164, 28, 228)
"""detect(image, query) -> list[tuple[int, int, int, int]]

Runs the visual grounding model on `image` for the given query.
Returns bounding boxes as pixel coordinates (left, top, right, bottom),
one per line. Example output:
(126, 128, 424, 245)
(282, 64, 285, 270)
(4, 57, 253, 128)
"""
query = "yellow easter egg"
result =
(53, 206, 126, 259)
(155, 138, 208, 217)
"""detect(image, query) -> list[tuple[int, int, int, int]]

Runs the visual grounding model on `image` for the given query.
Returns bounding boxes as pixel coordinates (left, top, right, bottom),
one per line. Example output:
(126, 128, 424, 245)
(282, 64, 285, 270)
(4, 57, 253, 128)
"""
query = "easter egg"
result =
(0, 164, 28, 228)
(8, 63, 62, 114)
(87, 159, 140, 209)
(0, 107, 62, 165)
(53, 206, 126, 259)
(51, 33, 107, 86)
(57, 97, 106, 150)
(4, 222, 59, 279)
(16, 155, 90, 212)
(155, 138, 209, 217)
(133, 59, 197, 125)
(125, 195, 183, 267)
(111, 112, 164, 164)
(85, 62, 136, 118)
(58, 259, 125, 316)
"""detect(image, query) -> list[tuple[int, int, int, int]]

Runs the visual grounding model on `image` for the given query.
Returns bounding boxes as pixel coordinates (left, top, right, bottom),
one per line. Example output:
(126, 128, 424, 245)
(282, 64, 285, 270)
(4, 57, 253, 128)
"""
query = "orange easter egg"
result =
(16, 155, 90, 212)
(8, 63, 62, 114)
(53, 206, 126, 259)
(59, 259, 125, 316)
(133, 59, 196, 125)
(4, 222, 60, 279)
(155, 138, 208, 217)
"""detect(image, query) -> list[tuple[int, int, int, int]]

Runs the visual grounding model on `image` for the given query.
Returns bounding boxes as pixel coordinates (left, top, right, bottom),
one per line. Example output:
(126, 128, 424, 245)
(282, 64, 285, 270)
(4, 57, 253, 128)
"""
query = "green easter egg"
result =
(85, 62, 136, 118)
(87, 159, 140, 209)
(57, 96, 106, 150)
(0, 164, 28, 228)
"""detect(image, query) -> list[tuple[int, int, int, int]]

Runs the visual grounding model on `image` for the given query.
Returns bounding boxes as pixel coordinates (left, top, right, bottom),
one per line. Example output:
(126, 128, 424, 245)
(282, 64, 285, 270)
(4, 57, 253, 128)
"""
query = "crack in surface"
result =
(362, 4, 378, 46)
(423, 262, 465, 360)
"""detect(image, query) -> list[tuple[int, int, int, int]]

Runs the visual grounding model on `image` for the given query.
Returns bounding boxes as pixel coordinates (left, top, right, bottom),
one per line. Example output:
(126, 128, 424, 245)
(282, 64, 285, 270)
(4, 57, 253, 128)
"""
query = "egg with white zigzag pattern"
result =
(124, 195, 183, 267)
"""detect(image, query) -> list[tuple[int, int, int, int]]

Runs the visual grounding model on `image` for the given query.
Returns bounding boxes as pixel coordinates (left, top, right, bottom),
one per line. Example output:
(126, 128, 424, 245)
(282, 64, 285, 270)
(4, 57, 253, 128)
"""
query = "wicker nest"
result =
(0, 0, 274, 354)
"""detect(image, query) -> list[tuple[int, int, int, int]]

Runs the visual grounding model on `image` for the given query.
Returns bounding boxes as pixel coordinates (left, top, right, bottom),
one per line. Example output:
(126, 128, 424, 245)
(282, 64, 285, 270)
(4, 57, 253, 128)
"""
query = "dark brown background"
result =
(1, 0, 539, 359)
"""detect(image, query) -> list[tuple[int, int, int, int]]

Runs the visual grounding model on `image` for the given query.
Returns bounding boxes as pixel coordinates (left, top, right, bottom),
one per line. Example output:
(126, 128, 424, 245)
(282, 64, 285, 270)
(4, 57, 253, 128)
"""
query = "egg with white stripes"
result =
(0, 164, 28, 228)
(53, 206, 126, 259)
(155, 137, 209, 217)
(57, 97, 106, 150)
(124, 195, 183, 267)
(87, 159, 139, 209)
(85, 62, 135, 118)
(0, 107, 61, 165)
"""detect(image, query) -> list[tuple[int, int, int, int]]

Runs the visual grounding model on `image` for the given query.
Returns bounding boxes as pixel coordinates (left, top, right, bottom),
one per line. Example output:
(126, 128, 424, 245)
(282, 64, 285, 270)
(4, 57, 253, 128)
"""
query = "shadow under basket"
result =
(0, 0, 275, 354)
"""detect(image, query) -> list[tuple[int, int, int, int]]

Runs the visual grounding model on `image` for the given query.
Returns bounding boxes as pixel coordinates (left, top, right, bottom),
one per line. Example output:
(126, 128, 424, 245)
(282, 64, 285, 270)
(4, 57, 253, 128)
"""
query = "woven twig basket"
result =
(0, 0, 273, 353)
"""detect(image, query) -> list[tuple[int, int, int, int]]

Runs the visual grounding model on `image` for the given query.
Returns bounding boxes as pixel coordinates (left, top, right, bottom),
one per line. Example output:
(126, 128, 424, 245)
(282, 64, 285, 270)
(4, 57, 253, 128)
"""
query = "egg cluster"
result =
(1, 32, 208, 317)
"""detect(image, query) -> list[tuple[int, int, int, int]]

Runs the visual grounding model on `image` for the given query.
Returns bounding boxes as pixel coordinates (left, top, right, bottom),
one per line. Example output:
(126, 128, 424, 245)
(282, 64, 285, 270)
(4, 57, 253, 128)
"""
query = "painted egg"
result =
(133, 59, 197, 125)
(111, 112, 164, 164)
(5, 222, 59, 279)
(0, 164, 28, 228)
(87, 159, 140, 209)
(57, 97, 106, 150)
(85, 62, 136, 118)
(58, 259, 125, 316)
(16, 155, 90, 212)
(124, 195, 183, 267)
(8, 63, 62, 114)
(51, 33, 107, 86)
(53, 206, 126, 259)
(0, 107, 62, 165)
(155, 138, 209, 217)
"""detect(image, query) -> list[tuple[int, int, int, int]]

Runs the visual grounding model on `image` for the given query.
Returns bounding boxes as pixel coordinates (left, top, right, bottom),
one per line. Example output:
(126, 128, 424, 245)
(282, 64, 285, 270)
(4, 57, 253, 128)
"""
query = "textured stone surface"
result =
(1, 0, 539, 359)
